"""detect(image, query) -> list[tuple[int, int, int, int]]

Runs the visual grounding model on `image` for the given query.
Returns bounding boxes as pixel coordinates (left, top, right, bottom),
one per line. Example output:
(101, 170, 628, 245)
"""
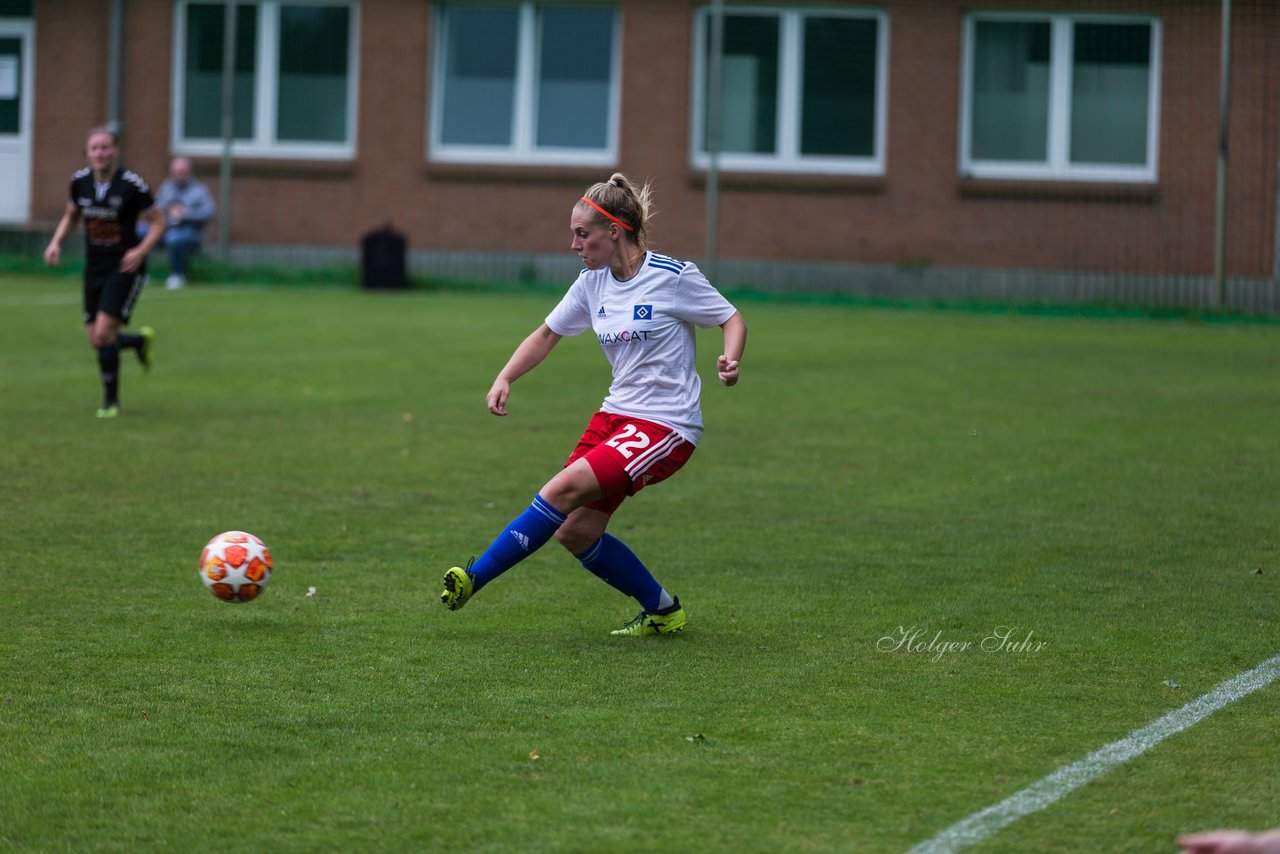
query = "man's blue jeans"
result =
(162, 225, 204, 277)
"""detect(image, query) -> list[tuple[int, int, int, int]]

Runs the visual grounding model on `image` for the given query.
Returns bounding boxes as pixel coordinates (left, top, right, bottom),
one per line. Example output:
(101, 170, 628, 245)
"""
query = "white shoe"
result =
(166, 275, 186, 289)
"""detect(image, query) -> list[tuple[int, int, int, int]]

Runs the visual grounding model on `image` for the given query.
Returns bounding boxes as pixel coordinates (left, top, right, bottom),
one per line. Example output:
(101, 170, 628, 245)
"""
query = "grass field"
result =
(1, 272, 1277, 852)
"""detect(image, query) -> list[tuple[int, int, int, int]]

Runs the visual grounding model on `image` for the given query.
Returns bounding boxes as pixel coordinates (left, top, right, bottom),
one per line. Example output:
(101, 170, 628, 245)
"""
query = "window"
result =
(691, 7, 887, 175)
(961, 13, 1160, 182)
(172, 1, 358, 159)
(430, 3, 619, 165)
(0, 37, 22, 135)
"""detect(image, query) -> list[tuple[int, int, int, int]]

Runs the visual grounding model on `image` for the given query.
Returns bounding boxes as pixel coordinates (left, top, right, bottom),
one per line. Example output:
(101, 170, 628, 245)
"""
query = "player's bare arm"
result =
(121, 206, 166, 274)
(43, 203, 81, 267)
(486, 323, 564, 416)
(717, 311, 747, 386)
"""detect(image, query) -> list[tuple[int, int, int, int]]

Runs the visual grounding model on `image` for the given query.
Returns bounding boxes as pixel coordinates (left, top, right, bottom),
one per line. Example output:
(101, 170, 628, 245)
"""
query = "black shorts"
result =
(84, 270, 147, 324)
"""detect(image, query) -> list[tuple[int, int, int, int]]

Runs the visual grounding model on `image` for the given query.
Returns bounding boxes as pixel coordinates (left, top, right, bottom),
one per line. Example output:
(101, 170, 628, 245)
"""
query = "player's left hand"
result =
(717, 355, 740, 387)
(119, 247, 146, 274)
(486, 378, 512, 416)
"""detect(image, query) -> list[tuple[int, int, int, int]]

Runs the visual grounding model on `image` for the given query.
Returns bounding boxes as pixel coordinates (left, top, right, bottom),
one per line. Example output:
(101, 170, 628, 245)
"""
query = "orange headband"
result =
(581, 196, 634, 232)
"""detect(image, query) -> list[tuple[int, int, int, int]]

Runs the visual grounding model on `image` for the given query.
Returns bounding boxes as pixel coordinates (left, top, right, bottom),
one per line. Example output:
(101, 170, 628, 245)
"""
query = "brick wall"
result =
(32, 0, 109, 209)
(27, 0, 1279, 279)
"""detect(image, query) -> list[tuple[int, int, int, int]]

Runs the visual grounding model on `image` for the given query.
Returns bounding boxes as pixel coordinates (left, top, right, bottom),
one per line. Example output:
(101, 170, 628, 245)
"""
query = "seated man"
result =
(148, 157, 216, 289)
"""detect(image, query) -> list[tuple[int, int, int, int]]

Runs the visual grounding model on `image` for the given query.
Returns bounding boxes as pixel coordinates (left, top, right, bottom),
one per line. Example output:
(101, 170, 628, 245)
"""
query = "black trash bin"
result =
(361, 224, 407, 290)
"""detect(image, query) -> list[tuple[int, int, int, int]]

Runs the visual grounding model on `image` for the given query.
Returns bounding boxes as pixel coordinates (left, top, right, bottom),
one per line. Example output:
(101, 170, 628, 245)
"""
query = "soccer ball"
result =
(199, 531, 273, 603)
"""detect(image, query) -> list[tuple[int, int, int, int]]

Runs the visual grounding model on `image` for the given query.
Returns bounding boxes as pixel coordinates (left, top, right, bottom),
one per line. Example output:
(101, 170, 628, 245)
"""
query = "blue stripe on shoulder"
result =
(647, 254, 686, 274)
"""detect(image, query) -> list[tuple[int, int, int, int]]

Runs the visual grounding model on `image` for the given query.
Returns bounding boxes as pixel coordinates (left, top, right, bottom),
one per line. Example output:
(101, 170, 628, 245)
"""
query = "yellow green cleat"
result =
(610, 598, 686, 637)
(96, 405, 120, 419)
(138, 326, 155, 373)
(440, 563, 475, 611)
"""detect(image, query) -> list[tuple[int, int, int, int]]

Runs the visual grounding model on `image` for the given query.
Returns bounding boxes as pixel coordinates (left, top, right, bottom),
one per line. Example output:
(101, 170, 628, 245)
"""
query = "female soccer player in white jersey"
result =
(440, 173, 747, 636)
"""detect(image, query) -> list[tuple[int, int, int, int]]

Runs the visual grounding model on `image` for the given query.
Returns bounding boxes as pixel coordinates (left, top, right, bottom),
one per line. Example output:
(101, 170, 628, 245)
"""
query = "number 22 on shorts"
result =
(604, 424, 652, 459)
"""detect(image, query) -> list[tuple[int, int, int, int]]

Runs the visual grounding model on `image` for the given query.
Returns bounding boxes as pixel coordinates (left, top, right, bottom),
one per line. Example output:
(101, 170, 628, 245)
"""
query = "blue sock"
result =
(574, 534, 669, 612)
(469, 495, 567, 592)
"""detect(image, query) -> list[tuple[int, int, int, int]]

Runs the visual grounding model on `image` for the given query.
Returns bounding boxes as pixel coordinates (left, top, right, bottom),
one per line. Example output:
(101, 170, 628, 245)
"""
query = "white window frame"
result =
(428, 2, 622, 166)
(170, 0, 360, 160)
(690, 5, 889, 176)
(959, 11, 1161, 183)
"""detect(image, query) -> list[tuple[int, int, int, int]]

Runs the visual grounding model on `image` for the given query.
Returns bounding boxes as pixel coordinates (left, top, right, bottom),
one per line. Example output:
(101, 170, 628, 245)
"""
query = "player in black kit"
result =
(44, 127, 167, 417)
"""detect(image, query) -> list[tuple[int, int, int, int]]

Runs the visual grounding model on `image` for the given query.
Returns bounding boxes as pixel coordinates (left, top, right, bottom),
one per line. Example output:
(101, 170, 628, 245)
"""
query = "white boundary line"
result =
(908, 652, 1280, 854)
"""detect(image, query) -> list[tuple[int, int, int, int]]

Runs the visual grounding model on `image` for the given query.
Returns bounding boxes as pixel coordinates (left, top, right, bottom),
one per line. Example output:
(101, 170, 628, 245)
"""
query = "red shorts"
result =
(565, 412, 695, 516)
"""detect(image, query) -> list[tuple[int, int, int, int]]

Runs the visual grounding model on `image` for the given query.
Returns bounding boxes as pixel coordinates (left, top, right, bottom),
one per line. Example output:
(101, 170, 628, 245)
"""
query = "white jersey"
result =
(545, 251, 737, 445)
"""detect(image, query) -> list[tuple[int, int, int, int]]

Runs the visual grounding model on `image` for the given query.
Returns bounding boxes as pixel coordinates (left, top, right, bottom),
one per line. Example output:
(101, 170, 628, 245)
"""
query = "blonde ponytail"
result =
(579, 173, 655, 250)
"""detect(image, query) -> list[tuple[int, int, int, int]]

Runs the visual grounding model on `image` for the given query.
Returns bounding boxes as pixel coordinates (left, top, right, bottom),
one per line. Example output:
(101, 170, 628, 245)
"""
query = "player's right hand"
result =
(486, 378, 511, 416)
(717, 354, 740, 386)
(43, 243, 60, 266)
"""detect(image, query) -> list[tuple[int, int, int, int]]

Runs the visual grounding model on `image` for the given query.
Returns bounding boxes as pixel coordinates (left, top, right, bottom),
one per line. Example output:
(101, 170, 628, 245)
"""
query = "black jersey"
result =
(68, 167, 156, 277)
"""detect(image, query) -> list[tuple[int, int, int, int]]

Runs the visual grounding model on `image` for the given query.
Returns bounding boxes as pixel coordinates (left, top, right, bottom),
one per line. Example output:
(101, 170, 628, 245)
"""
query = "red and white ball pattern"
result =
(200, 531, 273, 603)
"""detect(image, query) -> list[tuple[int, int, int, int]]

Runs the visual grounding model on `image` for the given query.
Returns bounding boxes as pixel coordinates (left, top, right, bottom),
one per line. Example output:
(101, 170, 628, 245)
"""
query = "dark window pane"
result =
(1070, 23, 1151, 165)
(440, 7, 518, 146)
(971, 20, 1050, 162)
(801, 17, 877, 157)
(537, 8, 612, 149)
(183, 3, 257, 140)
(277, 5, 350, 142)
(1075, 22, 1150, 66)
(704, 14, 778, 155)
(0, 38, 20, 135)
